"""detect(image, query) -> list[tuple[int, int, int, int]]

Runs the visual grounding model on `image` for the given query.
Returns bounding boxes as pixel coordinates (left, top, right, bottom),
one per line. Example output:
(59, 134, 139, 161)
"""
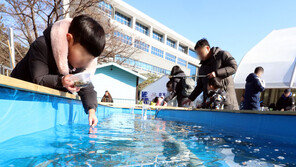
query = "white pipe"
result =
(289, 57, 296, 88)
(9, 28, 15, 69)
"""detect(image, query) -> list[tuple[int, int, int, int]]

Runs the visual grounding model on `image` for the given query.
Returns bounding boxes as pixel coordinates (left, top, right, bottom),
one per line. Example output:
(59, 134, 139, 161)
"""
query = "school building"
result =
(96, 0, 200, 78)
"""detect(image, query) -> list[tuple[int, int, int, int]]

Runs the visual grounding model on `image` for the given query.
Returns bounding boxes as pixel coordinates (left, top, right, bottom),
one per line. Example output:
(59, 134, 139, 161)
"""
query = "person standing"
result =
(183, 38, 239, 110)
(243, 67, 265, 110)
(276, 89, 295, 111)
(163, 66, 194, 107)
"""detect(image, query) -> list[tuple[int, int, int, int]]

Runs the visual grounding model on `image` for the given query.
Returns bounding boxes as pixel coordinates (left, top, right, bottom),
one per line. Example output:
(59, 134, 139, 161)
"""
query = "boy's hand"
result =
(62, 74, 81, 93)
(207, 71, 216, 79)
(88, 109, 98, 127)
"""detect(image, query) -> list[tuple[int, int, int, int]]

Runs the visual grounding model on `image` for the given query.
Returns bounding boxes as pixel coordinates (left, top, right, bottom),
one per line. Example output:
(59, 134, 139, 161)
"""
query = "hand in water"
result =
(88, 109, 98, 127)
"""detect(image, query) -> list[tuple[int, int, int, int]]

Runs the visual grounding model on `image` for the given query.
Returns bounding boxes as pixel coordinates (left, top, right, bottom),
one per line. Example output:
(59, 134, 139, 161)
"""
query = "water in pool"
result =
(0, 109, 295, 167)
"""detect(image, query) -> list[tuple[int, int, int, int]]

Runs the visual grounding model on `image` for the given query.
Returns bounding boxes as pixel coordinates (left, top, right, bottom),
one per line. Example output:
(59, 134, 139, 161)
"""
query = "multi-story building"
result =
(98, 0, 200, 78)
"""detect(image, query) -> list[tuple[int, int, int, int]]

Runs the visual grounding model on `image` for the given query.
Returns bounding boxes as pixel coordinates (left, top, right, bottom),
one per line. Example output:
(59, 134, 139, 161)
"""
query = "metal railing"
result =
(0, 64, 12, 76)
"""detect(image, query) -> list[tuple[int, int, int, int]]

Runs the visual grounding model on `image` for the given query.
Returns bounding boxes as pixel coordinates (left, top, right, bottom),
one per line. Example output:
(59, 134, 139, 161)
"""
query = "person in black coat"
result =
(276, 89, 295, 111)
(243, 67, 265, 110)
(10, 15, 106, 127)
(101, 91, 113, 103)
(183, 38, 239, 110)
(163, 66, 189, 107)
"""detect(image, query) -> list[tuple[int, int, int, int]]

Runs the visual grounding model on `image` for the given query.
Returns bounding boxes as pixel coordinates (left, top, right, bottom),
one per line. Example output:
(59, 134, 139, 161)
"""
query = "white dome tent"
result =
(235, 27, 296, 89)
(234, 27, 296, 106)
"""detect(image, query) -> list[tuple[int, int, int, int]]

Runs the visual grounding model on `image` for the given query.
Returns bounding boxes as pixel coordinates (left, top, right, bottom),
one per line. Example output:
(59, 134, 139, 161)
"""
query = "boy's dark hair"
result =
(208, 78, 223, 89)
(166, 81, 173, 89)
(254, 66, 264, 74)
(68, 15, 106, 57)
(194, 38, 210, 50)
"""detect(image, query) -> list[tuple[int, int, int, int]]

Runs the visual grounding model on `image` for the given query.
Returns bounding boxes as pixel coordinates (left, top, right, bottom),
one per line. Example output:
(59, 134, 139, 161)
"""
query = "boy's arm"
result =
(28, 38, 63, 89)
(78, 83, 98, 114)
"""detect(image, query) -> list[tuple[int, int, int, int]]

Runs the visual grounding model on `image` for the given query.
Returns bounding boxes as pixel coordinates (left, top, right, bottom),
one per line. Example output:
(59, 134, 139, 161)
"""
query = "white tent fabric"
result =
(140, 75, 171, 104)
(140, 75, 203, 106)
(234, 27, 296, 89)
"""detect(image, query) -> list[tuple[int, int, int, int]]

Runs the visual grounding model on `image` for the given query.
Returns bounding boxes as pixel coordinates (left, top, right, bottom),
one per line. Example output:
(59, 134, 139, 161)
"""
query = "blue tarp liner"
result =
(157, 109, 296, 145)
(1, 85, 296, 146)
(0, 87, 87, 143)
(0, 86, 154, 143)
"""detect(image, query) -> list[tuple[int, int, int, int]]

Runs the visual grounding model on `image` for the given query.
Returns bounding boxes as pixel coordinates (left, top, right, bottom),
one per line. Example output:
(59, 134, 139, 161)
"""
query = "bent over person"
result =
(183, 38, 239, 110)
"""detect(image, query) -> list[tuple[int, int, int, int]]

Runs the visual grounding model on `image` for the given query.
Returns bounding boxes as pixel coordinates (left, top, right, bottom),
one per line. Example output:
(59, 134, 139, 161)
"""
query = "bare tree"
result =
(0, 16, 27, 67)
(0, 0, 102, 44)
(0, 0, 142, 64)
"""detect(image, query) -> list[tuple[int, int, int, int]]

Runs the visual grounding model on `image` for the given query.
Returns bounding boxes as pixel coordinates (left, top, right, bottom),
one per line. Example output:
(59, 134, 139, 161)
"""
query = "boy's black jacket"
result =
(10, 25, 97, 114)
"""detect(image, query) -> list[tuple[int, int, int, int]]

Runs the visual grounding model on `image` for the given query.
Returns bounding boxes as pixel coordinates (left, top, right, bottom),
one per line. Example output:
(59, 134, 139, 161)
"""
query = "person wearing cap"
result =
(242, 67, 265, 110)
(276, 89, 295, 111)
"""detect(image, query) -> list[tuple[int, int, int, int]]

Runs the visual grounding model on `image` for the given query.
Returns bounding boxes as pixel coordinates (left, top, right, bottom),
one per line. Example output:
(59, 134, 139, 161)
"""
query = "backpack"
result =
(181, 77, 196, 97)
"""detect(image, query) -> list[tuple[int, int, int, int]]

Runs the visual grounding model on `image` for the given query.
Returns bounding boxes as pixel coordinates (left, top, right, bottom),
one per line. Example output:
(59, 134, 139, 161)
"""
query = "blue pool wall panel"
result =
(0, 86, 152, 143)
(157, 109, 296, 145)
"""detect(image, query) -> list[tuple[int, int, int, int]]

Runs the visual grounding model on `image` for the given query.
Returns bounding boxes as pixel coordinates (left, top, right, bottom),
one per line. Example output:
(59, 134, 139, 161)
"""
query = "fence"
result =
(0, 64, 12, 76)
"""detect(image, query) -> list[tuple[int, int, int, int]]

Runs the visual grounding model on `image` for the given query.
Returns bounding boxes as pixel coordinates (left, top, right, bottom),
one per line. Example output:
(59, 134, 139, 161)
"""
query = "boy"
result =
(10, 15, 106, 127)
(204, 78, 230, 110)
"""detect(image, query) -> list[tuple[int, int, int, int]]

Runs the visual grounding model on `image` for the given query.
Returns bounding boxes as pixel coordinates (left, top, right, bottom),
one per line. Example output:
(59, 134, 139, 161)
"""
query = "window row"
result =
(177, 58, 187, 67)
(151, 46, 164, 58)
(135, 22, 149, 35)
(134, 40, 150, 52)
(115, 56, 171, 75)
(115, 11, 131, 26)
(165, 53, 176, 63)
(99, 2, 197, 60)
(98, 1, 112, 17)
(114, 31, 132, 45)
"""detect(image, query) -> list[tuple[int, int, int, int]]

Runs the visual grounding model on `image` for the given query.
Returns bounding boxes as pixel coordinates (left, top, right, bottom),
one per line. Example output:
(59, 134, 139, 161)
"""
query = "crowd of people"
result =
(150, 38, 295, 111)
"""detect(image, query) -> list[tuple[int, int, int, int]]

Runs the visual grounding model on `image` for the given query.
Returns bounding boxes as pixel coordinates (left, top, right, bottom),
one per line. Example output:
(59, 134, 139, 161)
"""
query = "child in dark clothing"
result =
(10, 15, 106, 127)
(204, 78, 227, 110)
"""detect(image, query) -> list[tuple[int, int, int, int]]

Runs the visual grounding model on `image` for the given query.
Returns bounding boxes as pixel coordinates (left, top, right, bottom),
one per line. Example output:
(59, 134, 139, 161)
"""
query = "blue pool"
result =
(0, 107, 296, 167)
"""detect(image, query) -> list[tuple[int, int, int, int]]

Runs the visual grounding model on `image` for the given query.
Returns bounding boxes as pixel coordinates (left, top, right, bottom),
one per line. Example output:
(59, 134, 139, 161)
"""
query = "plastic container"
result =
(69, 72, 91, 88)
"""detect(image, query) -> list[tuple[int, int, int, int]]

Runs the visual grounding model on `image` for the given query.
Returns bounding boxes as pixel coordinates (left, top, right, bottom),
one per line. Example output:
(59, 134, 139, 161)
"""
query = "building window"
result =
(135, 22, 149, 35)
(134, 40, 150, 52)
(179, 45, 187, 54)
(189, 49, 197, 59)
(152, 31, 163, 42)
(177, 58, 187, 67)
(166, 38, 176, 48)
(115, 55, 170, 75)
(114, 31, 132, 45)
(98, 1, 112, 17)
(188, 63, 197, 81)
(115, 12, 131, 27)
(151, 46, 164, 58)
(165, 53, 176, 63)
